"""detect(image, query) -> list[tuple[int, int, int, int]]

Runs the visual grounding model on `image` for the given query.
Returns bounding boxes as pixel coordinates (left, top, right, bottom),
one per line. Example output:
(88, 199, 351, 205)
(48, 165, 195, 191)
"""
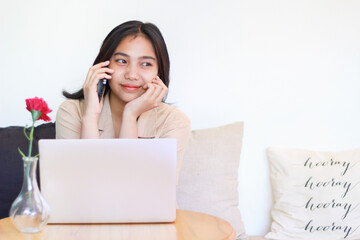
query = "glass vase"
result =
(9, 157, 50, 233)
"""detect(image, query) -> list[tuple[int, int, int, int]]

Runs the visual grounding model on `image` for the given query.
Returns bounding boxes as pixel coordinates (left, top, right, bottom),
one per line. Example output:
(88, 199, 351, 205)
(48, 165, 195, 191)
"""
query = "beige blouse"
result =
(56, 93, 191, 182)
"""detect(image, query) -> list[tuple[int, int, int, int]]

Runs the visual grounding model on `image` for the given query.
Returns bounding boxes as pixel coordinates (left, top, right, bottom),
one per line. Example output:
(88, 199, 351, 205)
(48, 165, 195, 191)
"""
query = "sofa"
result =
(3, 120, 359, 240)
(0, 122, 264, 240)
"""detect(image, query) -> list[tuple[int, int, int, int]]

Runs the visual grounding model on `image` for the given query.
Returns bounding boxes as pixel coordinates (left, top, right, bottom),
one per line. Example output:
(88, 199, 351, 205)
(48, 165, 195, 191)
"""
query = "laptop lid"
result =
(38, 138, 177, 223)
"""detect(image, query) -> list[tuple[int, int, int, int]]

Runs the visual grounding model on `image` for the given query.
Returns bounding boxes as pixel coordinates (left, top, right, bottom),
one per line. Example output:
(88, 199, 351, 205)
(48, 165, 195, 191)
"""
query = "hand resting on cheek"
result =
(123, 76, 168, 121)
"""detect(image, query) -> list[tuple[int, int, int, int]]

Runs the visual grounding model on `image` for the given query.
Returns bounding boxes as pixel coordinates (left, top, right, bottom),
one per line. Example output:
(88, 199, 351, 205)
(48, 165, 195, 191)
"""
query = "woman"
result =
(56, 20, 191, 181)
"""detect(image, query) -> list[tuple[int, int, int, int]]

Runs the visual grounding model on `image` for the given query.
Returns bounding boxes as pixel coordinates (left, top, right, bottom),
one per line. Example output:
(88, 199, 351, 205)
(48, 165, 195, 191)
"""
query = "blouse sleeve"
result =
(158, 108, 191, 184)
(55, 100, 82, 139)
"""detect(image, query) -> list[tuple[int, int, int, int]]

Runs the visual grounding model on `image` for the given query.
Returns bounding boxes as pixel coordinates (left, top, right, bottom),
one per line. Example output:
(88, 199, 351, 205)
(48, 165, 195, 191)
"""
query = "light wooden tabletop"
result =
(0, 210, 235, 240)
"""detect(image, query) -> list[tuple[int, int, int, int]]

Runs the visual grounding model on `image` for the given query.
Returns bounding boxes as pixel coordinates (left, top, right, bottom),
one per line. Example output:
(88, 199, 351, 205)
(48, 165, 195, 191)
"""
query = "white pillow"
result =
(266, 147, 360, 240)
(177, 122, 248, 240)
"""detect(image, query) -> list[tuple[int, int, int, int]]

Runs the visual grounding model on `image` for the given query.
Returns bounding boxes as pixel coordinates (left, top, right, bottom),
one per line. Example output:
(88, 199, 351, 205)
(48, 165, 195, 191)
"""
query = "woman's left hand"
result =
(123, 76, 168, 120)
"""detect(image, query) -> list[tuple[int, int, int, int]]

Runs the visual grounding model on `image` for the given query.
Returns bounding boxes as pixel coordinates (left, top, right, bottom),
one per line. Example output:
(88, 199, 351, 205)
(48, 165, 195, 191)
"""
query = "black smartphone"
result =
(97, 79, 107, 102)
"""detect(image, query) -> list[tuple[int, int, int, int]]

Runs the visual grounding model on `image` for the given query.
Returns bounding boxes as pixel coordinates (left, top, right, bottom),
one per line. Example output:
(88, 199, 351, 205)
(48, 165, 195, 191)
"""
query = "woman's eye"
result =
(142, 62, 152, 67)
(116, 59, 126, 64)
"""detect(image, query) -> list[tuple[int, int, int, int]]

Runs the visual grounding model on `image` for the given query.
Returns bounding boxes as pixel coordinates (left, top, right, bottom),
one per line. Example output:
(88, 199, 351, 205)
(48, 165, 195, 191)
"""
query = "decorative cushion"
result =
(177, 122, 248, 240)
(0, 123, 55, 219)
(266, 147, 360, 240)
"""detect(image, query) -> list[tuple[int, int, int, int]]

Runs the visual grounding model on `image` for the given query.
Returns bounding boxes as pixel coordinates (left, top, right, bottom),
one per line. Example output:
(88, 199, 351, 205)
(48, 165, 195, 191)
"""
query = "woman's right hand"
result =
(81, 61, 114, 139)
(82, 61, 114, 118)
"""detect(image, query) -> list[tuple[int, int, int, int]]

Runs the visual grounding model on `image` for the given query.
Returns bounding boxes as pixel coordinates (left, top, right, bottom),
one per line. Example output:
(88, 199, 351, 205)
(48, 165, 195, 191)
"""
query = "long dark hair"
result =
(63, 20, 170, 100)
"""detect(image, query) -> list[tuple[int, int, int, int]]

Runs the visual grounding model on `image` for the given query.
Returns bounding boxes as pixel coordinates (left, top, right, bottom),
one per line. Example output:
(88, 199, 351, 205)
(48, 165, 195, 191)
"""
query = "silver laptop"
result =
(38, 138, 177, 224)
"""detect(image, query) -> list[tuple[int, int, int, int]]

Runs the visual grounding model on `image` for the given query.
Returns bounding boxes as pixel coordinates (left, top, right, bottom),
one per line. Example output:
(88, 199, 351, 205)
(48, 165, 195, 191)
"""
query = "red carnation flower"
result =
(18, 97, 53, 159)
(26, 97, 52, 122)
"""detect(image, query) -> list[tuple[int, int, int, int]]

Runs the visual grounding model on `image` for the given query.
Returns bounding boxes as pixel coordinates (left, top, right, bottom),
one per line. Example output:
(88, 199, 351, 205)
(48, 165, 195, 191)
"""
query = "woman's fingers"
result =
(143, 77, 167, 100)
(86, 60, 112, 77)
(156, 86, 167, 103)
(84, 61, 113, 90)
(153, 76, 167, 87)
(152, 84, 164, 98)
(86, 61, 109, 80)
(93, 66, 114, 75)
(91, 60, 111, 71)
(90, 65, 113, 83)
(151, 76, 168, 101)
(142, 82, 155, 99)
(141, 82, 167, 106)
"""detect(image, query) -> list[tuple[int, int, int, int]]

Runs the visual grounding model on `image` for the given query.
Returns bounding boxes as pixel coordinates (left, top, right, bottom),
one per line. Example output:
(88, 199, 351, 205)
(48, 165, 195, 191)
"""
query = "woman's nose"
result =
(124, 64, 139, 80)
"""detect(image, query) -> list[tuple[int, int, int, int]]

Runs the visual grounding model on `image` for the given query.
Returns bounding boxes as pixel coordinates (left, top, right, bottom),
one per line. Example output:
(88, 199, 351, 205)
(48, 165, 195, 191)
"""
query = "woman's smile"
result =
(121, 83, 141, 93)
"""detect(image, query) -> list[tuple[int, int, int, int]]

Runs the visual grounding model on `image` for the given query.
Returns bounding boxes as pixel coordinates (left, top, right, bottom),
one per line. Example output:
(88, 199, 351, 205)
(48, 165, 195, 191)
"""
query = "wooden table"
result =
(0, 210, 235, 240)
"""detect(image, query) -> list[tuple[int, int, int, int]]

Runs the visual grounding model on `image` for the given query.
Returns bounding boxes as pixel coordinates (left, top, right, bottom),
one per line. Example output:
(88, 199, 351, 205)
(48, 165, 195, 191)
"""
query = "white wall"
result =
(1, 0, 360, 235)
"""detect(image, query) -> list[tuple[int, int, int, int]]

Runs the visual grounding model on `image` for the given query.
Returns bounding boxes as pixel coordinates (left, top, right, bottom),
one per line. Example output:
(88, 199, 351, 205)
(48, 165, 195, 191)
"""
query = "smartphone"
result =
(97, 79, 107, 102)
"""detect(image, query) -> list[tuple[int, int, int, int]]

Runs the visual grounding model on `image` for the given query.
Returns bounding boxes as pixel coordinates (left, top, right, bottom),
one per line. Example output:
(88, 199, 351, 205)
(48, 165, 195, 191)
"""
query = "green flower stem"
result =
(27, 122, 35, 158)
(26, 122, 35, 194)
(18, 147, 26, 158)
(23, 127, 30, 140)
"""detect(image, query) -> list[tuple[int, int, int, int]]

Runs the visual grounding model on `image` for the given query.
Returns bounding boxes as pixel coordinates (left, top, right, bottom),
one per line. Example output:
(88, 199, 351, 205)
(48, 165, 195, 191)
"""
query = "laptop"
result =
(38, 138, 177, 224)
